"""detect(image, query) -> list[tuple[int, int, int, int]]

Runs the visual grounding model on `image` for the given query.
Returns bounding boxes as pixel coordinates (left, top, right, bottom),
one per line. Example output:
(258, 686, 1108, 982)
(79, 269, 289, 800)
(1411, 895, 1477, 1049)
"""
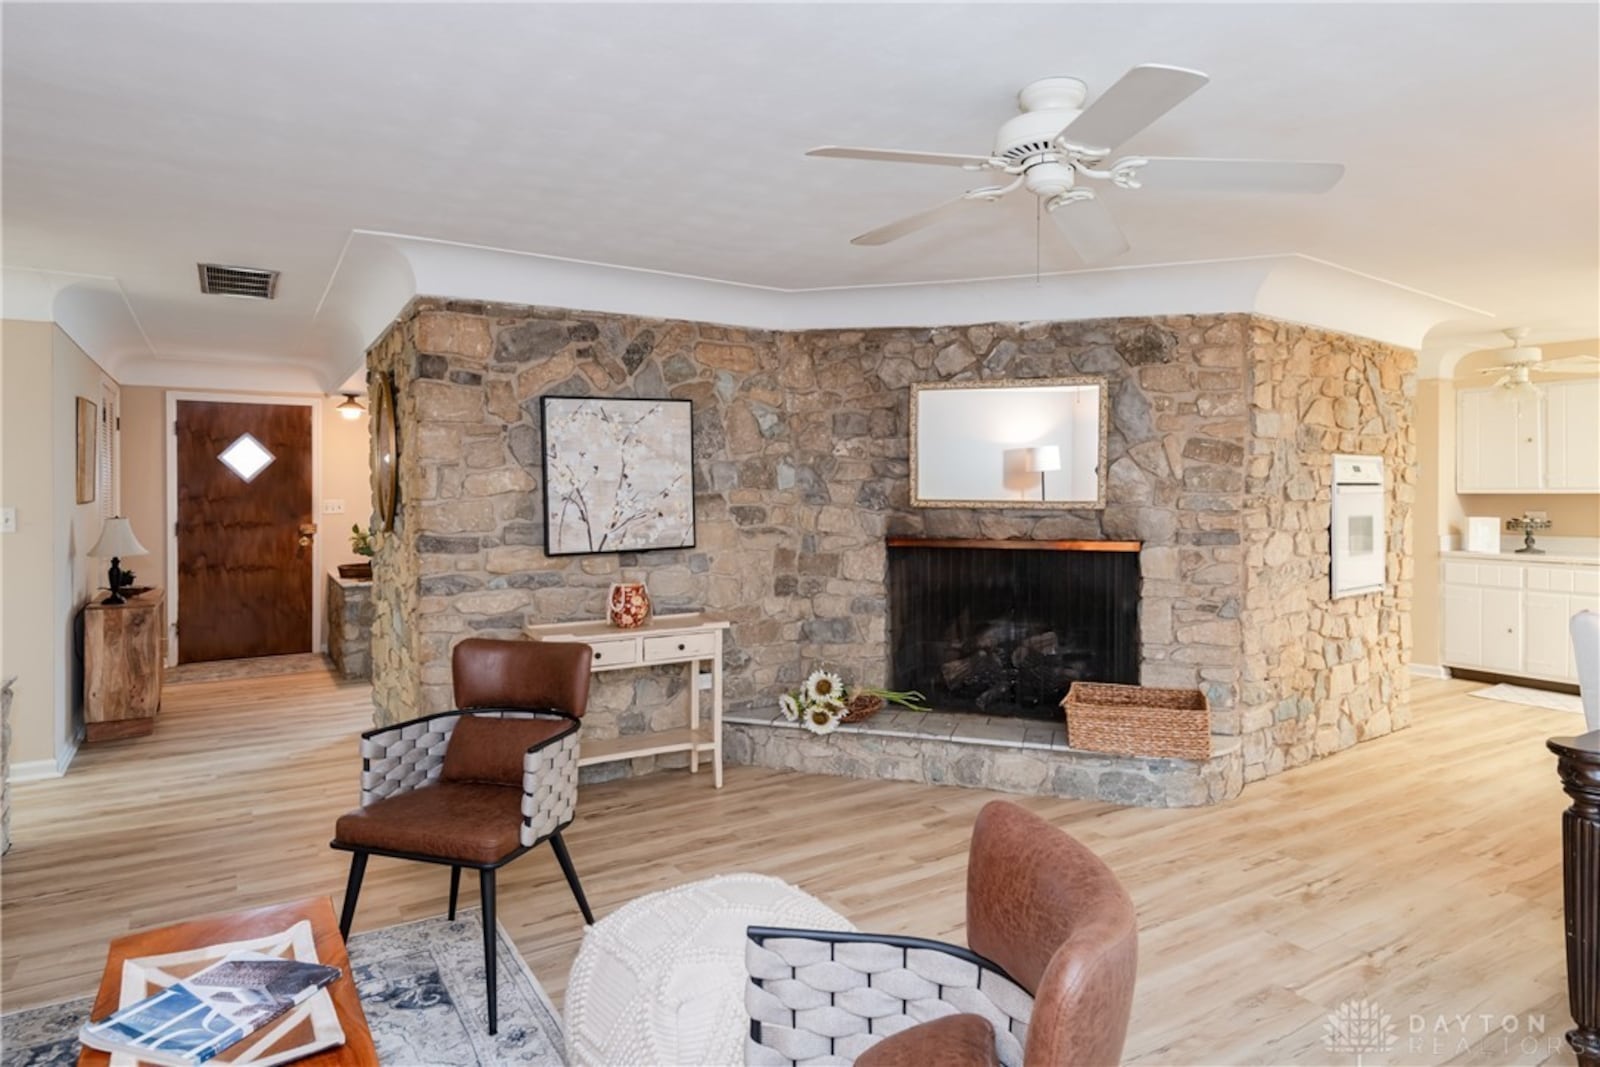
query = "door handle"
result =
(299, 522, 317, 547)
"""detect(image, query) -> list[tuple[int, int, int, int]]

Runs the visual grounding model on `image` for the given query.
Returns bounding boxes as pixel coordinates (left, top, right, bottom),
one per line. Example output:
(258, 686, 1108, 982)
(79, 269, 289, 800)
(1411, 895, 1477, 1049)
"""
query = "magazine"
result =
(80, 951, 340, 1066)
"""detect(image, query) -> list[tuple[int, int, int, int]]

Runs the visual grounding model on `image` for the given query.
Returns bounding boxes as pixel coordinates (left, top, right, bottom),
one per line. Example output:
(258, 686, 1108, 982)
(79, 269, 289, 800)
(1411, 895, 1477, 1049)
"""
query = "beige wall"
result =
(1412, 338, 1600, 668)
(2, 321, 59, 768)
(54, 329, 117, 760)
(119, 388, 373, 656)
(1, 321, 117, 770)
(322, 400, 375, 568)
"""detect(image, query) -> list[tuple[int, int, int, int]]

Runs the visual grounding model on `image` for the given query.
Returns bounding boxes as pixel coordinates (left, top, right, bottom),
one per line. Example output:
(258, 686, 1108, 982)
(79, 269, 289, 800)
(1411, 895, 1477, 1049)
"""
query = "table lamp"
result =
(88, 516, 149, 604)
(1026, 445, 1061, 500)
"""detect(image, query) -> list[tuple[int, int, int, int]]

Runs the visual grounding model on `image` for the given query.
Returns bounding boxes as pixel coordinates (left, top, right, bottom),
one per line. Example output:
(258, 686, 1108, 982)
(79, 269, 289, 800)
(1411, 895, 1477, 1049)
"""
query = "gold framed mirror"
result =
(372, 372, 398, 531)
(910, 377, 1108, 509)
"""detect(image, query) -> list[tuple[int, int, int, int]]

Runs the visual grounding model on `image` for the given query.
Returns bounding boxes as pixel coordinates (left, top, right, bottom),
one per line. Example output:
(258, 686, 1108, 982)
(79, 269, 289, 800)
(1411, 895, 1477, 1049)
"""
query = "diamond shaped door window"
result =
(218, 432, 276, 483)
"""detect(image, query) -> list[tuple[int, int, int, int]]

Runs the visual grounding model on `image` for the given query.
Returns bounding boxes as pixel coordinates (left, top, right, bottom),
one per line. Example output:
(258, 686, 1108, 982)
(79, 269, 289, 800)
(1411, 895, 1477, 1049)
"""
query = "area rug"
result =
(1469, 682, 1586, 715)
(0, 909, 566, 1066)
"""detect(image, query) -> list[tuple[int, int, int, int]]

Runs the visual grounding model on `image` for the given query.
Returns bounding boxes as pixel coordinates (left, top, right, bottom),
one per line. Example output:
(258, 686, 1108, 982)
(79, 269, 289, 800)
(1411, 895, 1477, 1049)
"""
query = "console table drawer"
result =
(587, 638, 640, 668)
(643, 632, 717, 662)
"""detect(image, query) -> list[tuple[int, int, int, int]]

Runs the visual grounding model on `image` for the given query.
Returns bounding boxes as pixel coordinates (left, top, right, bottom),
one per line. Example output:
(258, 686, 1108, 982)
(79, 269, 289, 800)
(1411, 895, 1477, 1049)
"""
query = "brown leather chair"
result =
(330, 638, 595, 1035)
(745, 800, 1138, 1066)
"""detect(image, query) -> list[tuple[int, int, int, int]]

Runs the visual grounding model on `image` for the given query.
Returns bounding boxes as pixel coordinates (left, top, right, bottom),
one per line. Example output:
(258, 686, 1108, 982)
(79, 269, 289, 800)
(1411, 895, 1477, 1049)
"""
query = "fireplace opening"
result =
(887, 538, 1140, 721)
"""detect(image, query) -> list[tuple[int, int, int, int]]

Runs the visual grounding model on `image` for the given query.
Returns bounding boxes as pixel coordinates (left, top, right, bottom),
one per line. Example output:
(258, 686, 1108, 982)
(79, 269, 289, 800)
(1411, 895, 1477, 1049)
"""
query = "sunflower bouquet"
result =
(779, 669, 929, 735)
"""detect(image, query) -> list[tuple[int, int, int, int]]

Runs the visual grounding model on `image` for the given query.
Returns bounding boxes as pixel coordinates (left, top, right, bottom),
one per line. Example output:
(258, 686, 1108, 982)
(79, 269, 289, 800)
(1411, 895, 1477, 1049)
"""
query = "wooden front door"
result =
(175, 400, 314, 663)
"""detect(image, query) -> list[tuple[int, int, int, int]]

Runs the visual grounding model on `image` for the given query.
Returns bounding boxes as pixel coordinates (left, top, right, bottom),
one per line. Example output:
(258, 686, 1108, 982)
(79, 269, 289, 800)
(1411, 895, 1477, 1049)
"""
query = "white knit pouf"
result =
(564, 872, 855, 1066)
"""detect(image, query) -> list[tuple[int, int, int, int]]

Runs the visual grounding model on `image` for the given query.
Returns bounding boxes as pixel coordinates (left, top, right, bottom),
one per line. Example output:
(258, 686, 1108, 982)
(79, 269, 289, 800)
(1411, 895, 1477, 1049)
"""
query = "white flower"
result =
(801, 702, 843, 735)
(778, 692, 800, 721)
(804, 669, 845, 705)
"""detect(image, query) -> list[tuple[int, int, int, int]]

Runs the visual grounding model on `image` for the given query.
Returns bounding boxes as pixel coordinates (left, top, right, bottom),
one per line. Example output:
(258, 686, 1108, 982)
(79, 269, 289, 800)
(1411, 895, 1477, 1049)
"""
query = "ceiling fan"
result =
(1477, 328, 1600, 393)
(807, 65, 1345, 262)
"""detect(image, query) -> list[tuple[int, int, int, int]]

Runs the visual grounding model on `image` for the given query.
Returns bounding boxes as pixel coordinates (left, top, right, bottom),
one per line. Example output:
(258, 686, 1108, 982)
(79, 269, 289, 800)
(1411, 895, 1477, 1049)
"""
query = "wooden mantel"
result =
(885, 537, 1142, 553)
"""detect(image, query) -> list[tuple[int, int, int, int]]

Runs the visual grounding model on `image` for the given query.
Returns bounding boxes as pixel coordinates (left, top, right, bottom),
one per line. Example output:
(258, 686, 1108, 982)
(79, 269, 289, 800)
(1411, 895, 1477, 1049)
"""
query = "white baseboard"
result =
(10, 736, 80, 782)
(1409, 663, 1451, 680)
(11, 757, 63, 782)
(57, 734, 79, 775)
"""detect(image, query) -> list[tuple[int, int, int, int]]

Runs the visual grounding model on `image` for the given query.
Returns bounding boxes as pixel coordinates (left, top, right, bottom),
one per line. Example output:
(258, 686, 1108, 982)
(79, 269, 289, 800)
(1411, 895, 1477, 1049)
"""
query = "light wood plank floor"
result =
(1, 665, 1583, 1064)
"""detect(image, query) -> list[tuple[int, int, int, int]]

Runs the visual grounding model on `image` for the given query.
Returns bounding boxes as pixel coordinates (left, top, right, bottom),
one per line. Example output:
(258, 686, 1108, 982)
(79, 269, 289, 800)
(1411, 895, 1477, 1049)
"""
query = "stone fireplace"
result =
(365, 299, 1415, 807)
(887, 538, 1139, 721)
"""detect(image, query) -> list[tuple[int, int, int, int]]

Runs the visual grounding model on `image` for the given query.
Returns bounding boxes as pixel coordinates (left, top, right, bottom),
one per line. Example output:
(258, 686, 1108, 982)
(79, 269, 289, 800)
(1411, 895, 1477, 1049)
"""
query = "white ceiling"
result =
(3, 3, 1596, 390)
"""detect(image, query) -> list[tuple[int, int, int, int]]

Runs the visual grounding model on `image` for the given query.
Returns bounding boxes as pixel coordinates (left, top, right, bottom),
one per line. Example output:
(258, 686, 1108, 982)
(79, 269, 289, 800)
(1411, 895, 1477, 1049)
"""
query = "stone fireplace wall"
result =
(366, 298, 1412, 790)
(1238, 320, 1415, 780)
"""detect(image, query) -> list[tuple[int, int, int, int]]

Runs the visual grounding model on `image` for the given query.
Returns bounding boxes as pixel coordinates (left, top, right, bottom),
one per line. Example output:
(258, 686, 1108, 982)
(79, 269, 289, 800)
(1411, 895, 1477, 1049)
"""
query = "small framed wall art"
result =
(541, 396, 695, 556)
(75, 397, 98, 504)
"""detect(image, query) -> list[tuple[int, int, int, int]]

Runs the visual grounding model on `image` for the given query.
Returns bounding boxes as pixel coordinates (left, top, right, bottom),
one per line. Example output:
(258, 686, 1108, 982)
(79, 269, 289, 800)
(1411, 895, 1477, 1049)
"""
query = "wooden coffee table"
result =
(78, 897, 376, 1066)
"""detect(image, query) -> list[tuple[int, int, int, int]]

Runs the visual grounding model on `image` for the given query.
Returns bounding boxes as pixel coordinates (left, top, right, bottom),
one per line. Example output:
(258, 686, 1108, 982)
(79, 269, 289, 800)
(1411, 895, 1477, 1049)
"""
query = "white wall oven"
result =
(1330, 454, 1386, 599)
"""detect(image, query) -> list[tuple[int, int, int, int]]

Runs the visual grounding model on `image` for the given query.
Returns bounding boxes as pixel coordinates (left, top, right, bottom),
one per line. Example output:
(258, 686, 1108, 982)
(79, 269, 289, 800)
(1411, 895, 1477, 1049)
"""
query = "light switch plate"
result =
(0, 507, 14, 533)
(323, 499, 346, 514)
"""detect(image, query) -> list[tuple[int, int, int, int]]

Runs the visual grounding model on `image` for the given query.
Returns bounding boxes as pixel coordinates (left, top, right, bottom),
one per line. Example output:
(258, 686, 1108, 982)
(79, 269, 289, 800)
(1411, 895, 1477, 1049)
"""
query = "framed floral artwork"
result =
(540, 396, 695, 556)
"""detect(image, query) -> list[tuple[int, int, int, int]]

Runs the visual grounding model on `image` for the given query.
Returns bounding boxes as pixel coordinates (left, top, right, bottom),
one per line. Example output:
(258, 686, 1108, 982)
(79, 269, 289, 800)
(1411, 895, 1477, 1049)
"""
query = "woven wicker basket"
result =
(1062, 682, 1211, 760)
(840, 693, 884, 724)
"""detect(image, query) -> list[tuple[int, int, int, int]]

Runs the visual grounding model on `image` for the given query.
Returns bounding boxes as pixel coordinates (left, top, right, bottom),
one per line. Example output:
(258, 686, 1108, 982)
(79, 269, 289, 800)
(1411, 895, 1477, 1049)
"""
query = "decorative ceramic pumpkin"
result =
(607, 582, 652, 629)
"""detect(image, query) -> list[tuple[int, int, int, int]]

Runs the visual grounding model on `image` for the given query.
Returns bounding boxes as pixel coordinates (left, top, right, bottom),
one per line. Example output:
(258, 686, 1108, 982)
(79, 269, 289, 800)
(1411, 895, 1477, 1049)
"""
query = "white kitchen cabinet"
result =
(1478, 586, 1524, 674)
(1441, 583, 1483, 666)
(1457, 389, 1542, 492)
(1457, 380, 1599, 493)
(1440, 557, 1600, 684)
(1524, 591, 1576, 679)
(1544, 379, 1600, 491)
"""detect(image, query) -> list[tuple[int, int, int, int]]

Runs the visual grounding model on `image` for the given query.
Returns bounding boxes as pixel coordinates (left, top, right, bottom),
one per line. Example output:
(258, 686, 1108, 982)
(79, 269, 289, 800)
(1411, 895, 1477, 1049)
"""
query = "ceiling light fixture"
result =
(336, 394, 365, 420)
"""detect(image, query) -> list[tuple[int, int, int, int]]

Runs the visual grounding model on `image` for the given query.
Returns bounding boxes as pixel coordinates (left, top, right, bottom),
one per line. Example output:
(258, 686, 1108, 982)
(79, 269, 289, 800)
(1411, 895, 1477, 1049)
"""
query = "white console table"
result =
(524, 612, 730, 788)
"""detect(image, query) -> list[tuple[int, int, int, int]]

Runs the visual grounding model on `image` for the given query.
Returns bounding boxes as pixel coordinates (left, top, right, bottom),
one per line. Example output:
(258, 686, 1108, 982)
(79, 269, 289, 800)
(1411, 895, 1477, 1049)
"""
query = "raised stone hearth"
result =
(723, 708, 1243, 808)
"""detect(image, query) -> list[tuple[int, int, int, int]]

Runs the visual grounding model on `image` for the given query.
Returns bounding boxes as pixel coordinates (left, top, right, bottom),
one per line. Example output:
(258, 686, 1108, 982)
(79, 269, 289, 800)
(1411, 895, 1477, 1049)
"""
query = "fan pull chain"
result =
(1035, 198, 1043, 285)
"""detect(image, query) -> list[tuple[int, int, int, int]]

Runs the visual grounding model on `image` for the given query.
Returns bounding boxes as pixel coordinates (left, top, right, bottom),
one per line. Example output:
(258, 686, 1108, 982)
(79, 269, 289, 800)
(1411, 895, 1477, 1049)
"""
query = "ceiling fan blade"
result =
(1539, 354, 1600, 370)
(850, 195, 985, 246)
(1491, 374, 1511, 389)
(1123, 157, 1345, 193)
(808, 146, 998, 169)
(1056, 64, 1209, 155)
(1048, 195, 1130, 263)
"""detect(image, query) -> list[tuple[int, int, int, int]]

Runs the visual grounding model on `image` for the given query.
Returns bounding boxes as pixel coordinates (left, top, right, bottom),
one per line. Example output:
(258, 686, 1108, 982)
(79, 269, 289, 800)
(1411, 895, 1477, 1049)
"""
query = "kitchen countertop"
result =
(1442, 550, 1600, 567)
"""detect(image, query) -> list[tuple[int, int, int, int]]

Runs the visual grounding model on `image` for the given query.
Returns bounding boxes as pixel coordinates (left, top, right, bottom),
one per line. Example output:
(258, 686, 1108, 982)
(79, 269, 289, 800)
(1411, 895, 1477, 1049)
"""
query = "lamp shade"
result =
(1025, 445, 1062, 473)
(88, 517, 149, 560)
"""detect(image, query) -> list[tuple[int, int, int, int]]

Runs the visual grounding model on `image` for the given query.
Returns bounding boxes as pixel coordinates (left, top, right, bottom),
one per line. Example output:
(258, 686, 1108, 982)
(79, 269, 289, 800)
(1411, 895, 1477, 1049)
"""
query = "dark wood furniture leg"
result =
(550, 831, 595, 924)
(480, 867, 498, 1035)
(1550, 732, 1600, 1067)
(338, 851, 368, 940)
(448, 865, 461, 921)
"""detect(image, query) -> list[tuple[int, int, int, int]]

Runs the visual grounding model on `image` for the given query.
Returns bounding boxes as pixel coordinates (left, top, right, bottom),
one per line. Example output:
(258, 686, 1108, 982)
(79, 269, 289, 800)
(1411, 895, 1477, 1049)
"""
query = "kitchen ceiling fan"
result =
(807, 65, 1345, 261)
(1477, 328, 1600, 393)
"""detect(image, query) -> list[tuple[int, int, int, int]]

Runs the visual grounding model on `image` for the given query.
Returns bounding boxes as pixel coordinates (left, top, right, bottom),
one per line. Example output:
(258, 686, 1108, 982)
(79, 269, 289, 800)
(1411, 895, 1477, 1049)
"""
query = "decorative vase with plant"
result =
(778, 669, 928, 735)
(339, 524, 375, 580)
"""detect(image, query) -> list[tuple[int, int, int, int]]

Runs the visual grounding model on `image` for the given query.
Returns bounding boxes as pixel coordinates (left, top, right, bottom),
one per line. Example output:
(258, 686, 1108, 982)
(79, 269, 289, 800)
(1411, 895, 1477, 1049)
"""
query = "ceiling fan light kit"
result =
(809, 64, 1346, 263)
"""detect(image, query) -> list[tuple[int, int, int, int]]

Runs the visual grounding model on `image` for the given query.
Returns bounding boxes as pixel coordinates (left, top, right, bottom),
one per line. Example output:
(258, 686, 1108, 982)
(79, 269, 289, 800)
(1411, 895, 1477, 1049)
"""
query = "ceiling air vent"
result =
(197, 263, 279, 299)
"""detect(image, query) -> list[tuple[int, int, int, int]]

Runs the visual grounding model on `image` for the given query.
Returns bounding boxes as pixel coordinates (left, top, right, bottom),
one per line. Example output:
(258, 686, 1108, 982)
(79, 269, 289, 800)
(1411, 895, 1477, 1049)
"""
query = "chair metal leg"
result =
(448, 866, 461, 921)
(549, 831, 595, 925)
(338, 852, 368, 940)
(480, 868, 498, 1036)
